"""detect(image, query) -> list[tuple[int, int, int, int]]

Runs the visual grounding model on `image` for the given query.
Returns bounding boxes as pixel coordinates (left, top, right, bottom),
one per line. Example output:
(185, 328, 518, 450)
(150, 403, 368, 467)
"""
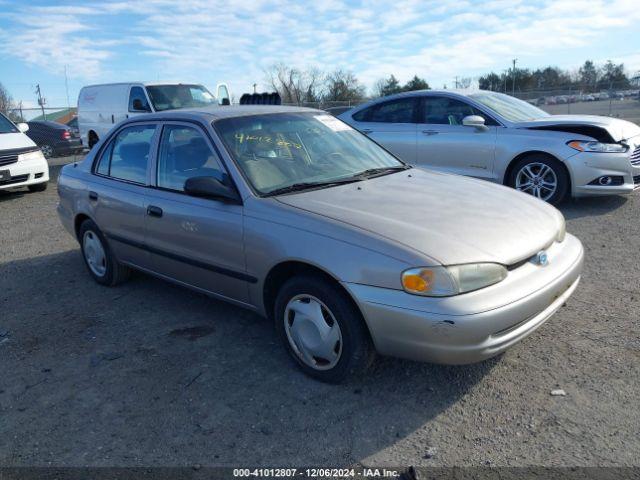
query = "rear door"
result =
(415, 95, 497, 179)
(89, 123, 158, 269)
(144, 122, 249, 304)
(347, 96, 419, 163)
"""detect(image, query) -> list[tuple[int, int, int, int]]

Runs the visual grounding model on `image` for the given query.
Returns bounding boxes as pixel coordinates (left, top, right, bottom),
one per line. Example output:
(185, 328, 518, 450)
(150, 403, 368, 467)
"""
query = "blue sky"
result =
(1, 0, 639, 111)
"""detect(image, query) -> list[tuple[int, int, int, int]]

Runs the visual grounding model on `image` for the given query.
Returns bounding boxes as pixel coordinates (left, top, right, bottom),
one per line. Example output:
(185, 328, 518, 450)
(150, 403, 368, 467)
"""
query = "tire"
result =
(508, 154, 569, 205)
(88, 132, 99, 149)
(78, 219, 130, 286)
(28, 182, 48, 193)
(274, 274, 375, 383)
(40, 144, 55, 158)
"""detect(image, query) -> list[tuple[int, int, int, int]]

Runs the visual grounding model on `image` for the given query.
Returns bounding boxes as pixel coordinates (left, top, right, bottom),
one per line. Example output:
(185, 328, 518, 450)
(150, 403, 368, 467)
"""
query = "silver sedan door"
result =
(348, 96, 418, 163)
(416, 96, 497, 180)
(144, 122, 250, 305)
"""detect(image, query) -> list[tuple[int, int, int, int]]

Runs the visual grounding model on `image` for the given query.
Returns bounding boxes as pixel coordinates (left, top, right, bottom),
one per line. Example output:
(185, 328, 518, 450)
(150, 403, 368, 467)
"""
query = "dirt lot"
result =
(0, 155, 639, 468)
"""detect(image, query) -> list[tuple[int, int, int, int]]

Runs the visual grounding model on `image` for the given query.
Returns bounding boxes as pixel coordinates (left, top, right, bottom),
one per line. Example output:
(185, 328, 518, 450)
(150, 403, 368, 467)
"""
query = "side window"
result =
(157, 125, 224, 192)
(352, 107, 370, 122)
(368, 98, 417, 123)
(95, 124, 155, 184)
(422, 97, 497, 125)
(217, 85, 230, 105)
(128, 87, 151, 112)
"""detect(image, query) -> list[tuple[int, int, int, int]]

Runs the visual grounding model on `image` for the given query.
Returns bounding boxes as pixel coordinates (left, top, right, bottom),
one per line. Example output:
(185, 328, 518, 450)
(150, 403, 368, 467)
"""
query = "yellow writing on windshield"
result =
(235, 133, 302, 149)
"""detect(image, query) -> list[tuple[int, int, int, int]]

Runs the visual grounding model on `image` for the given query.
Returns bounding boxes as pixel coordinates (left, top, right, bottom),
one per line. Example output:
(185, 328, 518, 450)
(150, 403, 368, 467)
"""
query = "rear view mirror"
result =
(184, 176, 241, 203)
(462, 115, 487, 129)
(17, 123, 29, 133)
(132, 99, 151, 112)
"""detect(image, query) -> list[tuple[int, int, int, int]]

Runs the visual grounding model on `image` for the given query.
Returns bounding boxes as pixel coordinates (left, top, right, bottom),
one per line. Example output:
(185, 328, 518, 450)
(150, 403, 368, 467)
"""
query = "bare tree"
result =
(264, 63, 323, 104)
(0, 82, 15, 115)
(458, 77, 472, 89)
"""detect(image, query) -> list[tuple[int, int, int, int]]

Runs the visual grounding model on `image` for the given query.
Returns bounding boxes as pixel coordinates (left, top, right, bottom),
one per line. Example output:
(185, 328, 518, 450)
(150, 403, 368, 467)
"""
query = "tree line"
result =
(479, 60, 633, 94)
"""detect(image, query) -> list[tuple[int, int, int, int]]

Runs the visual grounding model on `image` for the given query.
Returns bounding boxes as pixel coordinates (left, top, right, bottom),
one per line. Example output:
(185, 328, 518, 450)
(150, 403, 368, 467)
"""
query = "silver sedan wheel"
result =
(83, 230, 107, 277)
(515, 162, 557, 201)
(284, 294, 343, 371)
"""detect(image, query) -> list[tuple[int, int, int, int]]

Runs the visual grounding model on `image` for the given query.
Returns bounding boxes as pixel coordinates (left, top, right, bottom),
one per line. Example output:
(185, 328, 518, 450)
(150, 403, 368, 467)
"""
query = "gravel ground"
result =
(0, 155, 638, 468)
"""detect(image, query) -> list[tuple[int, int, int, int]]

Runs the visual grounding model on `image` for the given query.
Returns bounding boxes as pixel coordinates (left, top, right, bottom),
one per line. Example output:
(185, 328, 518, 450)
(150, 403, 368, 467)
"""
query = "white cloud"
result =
(0, 0, 638, 96)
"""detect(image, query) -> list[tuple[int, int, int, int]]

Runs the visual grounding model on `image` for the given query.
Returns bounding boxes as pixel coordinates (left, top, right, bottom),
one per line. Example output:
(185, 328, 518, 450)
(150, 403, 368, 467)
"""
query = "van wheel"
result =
(508, 154, 569, 205)
(79, 219, 130, 286)
(88, 132, 99, 149)
(274, 274, 375, 383)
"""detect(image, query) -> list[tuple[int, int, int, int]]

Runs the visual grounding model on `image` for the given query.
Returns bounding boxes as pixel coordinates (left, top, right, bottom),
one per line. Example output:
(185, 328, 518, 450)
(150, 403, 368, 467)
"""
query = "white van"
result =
(77, 82, 230, 148)
(0, 112, 49, 192)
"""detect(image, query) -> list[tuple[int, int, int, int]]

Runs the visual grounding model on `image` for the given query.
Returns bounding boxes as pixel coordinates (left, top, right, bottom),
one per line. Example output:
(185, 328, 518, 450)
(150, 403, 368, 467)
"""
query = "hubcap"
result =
(515, 162, 558, 201)
(284, 294, 343, 371)
(83, 230, 107, 277)
(41, 145, 53, 158)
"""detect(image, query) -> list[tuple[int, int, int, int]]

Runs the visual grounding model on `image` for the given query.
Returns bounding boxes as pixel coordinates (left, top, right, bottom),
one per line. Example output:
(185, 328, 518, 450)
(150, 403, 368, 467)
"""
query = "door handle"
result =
(88, 191, 98, 201)
(146, 205, 163, 218)
(362, 128, 373, 134)
(422, 130, 439, 136)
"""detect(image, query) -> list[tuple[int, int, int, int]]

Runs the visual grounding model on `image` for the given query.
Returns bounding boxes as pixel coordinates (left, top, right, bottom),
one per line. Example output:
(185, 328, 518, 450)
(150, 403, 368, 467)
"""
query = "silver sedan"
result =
(57, 106, 583, 382)
(339, 90, 640, 204)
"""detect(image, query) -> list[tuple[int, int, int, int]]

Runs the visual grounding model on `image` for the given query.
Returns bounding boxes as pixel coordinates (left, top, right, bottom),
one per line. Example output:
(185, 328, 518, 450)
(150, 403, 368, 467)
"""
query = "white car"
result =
(77, 82, 231, 149)
(0, 113, 49, 192)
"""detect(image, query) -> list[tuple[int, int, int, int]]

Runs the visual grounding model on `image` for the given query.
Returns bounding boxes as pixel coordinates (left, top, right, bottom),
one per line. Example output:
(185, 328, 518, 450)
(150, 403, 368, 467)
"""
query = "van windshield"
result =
(0, 113, 18, 134)
(145, 84, 216, 111)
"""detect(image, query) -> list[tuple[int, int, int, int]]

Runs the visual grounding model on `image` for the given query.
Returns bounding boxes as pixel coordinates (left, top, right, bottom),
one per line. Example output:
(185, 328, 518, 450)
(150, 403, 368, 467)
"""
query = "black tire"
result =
(78, 219, 130, 286)
(40, 144, 55, 159)
(28, 182, 48, 193)
(88, 132, 99, 149)
(508, 154, 569, 205)
(274, 274, 375, 383)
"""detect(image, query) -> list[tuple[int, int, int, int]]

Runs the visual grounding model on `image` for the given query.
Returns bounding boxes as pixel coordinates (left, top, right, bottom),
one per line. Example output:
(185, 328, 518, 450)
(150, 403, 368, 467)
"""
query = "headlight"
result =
(19, 149, 46, 162)
(567, 140, 627, 153)
(401, 263, 507, 297)
(556, 214, 566, 242)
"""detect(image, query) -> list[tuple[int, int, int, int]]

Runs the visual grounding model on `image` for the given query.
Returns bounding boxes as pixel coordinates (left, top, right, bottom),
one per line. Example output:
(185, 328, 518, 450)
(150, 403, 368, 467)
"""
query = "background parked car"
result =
(339, 89, 640, 204)
(26, 121, 83, 158)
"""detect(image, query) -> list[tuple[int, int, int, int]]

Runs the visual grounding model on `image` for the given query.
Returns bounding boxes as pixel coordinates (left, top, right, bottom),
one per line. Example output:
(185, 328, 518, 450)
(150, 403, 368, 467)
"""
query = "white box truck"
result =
(77, 82, 230, 148)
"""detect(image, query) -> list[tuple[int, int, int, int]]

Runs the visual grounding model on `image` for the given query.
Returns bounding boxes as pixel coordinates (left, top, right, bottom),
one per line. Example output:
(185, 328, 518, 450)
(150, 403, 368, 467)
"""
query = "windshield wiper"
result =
(350, 164, 412, 179)
(265, 178, 362, 197)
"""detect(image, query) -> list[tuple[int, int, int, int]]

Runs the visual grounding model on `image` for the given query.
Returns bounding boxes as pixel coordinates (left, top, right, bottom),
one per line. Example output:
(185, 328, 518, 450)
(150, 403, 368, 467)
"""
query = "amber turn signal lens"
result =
(402, 270, 433, 292)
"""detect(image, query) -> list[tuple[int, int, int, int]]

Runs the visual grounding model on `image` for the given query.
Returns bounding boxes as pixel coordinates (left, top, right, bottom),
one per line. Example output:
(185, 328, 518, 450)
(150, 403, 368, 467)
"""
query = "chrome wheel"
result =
(83, 230, 107, 277)
(515, 162, 558, 201)
(284, 294, 343, 371)
(41, 145, 54, 158)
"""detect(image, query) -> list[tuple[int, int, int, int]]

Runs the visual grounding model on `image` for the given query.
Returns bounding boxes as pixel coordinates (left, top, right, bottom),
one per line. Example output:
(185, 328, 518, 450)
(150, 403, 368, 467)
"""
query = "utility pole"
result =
(35, 84, 46, 120)
(253, 83, 257, 93)
(64, 65, 71, 110)
(512, 58, 518, 96)
(454, 76, 459, 89)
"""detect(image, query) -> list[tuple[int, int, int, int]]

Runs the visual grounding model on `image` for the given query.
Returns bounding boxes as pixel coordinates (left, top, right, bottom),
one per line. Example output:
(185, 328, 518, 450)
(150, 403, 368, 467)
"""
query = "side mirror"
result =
(184, 176, 241, 204)
(132, 99, 151, 112)
(17, 123, 29, 133)
(462, 115, 487, 129)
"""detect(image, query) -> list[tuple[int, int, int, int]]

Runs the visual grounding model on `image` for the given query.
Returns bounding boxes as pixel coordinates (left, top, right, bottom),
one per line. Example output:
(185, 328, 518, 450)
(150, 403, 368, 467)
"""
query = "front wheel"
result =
(78, 219, 130, 286)
(274, 275, 375, 383)
(508, 155, 569, 205)
(40, 144, 54, 158)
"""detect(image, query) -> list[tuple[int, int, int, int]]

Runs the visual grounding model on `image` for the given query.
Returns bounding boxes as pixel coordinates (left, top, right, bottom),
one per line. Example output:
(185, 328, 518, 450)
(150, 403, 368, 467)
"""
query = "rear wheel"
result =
(78, 219, 130, 286)
(508, 154, 569, 205)
(40, 144, 54, 158)
(274, 274, 375, 383)
(28, 182, 48, 193)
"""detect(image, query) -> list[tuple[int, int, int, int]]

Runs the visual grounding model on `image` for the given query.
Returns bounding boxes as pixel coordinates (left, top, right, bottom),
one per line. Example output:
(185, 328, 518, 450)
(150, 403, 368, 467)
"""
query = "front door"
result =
(144, 122, 249, 304)
(416, 96, 497, 180)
